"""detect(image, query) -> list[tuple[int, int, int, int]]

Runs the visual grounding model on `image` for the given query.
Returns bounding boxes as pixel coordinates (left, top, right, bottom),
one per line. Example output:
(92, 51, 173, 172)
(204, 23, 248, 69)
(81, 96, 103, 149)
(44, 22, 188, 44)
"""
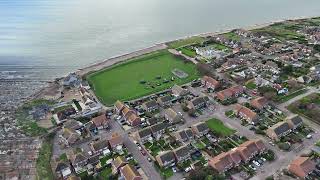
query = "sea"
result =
(1, 0, 320, 106)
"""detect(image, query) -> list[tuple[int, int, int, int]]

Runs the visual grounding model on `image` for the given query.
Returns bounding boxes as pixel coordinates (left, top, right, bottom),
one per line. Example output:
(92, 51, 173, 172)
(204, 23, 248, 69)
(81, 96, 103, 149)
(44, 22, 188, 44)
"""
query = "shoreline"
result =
(34, 15, 318, 100)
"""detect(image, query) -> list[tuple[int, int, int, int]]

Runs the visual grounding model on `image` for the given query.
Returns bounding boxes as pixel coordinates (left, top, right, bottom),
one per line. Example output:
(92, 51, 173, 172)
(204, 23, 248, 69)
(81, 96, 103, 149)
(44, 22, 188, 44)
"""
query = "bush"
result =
(255, 129, 265, 135)
(278, 142, 291, 151)
(181, 103, 189, 112)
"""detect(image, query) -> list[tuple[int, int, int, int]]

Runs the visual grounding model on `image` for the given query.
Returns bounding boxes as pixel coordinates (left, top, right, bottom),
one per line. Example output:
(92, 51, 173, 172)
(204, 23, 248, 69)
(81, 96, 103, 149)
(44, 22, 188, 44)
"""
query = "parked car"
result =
(253, 160, 260, 167)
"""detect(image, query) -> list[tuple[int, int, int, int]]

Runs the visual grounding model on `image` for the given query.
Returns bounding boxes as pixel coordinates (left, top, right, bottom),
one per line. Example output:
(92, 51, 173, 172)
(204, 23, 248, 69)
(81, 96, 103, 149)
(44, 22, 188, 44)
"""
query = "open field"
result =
(87, 50, 200, 105)
(206, 118, 236, 137)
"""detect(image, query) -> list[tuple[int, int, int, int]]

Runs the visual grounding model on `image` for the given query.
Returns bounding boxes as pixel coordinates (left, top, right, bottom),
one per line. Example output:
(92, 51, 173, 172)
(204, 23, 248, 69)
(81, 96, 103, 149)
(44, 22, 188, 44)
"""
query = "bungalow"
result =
(157, 95, 173, 107)
(174, 129, 194, 142)
(216, 85, 245, 101)
(237, 140, 264, 163)
(142, 100, 159, 112)
(191, 122, 209, 138)
(147, 117, 159, 126)
(227, 148, 242, 166)
(286, 115, 303, 130)
(216, 89, 234, 101)
(70, 152, 88, 173)
(61, 128, 81, 146)
(55, 161, 72, 179)
(156, 151, 176, 168)
(90, 139, 110, 155)
(120, 164, 142, 180)
(115, 100, 125, 114)
(173, 145, 193, 163)
(250, 97, 268, 110)
(209, 152, 233, 173)
(164, 108, 184, 124)
(171, 84, 189, 97)
(201, 76, 220, 90)
(137, 128, 153, 143)
(288, 157, 316, 179)
(91, 114, 109, 130)
(235, 104, 259, 124)
(150, 123, 168, 140)
(109, 133, 123, 152)
(112, 156, 128, 174)
(267, 121, 292, 141)
(126, 113, 141, 127)
(187, 96, 209, 110)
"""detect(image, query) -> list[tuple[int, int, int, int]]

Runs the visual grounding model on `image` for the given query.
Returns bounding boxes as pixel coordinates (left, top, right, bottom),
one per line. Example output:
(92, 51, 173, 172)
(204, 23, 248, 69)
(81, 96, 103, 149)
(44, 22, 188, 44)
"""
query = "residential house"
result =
(137, 128, 153, 143)
(127, 113, 141, 127)
(67, 176, 81, 180)
(157, 95, 173, 107)
(156, 151, 176, 168)
(164, 108, 184, 124)
(209, 152, 234, 173)
(216, 85, 245, 101)
(112, 156, 128, 174)
(115, 100, 125, 114)
(227, 148, 242, 166)
(91, 114, 109, 130)
(142, 100, 159, 112)
(90, 139, 110, 155)
(191, 122, 209, 138)
(172, 84, 189, 97)
(173, 145, 193, 163)
(147, 117, 159, 126)
(187, 96, 209, 110)
(237, 140, 265, 162)
(70, 152, 88, 173)
(174, 129, 194, 142)
(150, 123, 168, 140)
(55, 161, 72, 179)
(85, 121, 98, 135)
(235, 104, 259, 124)
(63, 119, 83, 130)
(288, 157, 316, 179)
(109, 133, 123, 152)
(267, 121, 292, 140)
(120, 164, 142, 180)
(286, 115, 303, 130)
(216, 89, 234, 101)
(201, 76, 220, 90)
(63, 73, 80, 87)
(250, 97, 268, 110)
(61, 128, 81, 146)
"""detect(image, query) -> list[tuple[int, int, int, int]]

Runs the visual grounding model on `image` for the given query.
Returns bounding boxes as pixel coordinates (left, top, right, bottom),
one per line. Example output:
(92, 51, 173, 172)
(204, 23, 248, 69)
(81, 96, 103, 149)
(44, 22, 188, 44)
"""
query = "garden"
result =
(206, 118, 236, 137)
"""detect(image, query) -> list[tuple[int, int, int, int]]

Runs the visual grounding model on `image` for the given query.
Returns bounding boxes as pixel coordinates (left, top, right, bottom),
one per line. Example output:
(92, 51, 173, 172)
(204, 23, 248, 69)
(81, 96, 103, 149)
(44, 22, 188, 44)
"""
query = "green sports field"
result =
(87, 50, 200, 105)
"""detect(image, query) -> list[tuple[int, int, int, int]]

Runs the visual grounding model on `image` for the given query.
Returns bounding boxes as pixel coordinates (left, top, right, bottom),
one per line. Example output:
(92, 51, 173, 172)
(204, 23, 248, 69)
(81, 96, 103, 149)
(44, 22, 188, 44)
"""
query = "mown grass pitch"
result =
(87, 50, 200, 105)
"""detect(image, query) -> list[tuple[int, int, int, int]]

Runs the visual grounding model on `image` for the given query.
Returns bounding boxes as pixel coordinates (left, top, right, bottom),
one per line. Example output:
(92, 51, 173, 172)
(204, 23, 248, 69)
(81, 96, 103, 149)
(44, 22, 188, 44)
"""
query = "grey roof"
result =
(151, 122, 168, 133)
(158, 95, 173, 103)
(72, 152, 87, 164)
(92, 140, 109, 151)
(159, 151, 175, 163)
(143, 100, 158, 108)
(147, 117, 160, 126)
(177, 130, 188, 140)
(273, 122, 291, 136)
(195, 122, 209, 133)
(289, 115, 303, 126)
(88, 154, 100, 165)
(138, 128, 152, 138)
(174, 145, 191, 158)
(191, 96, 208, 106)
(185, 129, 194, 138)
(55, 162, 69, 172)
